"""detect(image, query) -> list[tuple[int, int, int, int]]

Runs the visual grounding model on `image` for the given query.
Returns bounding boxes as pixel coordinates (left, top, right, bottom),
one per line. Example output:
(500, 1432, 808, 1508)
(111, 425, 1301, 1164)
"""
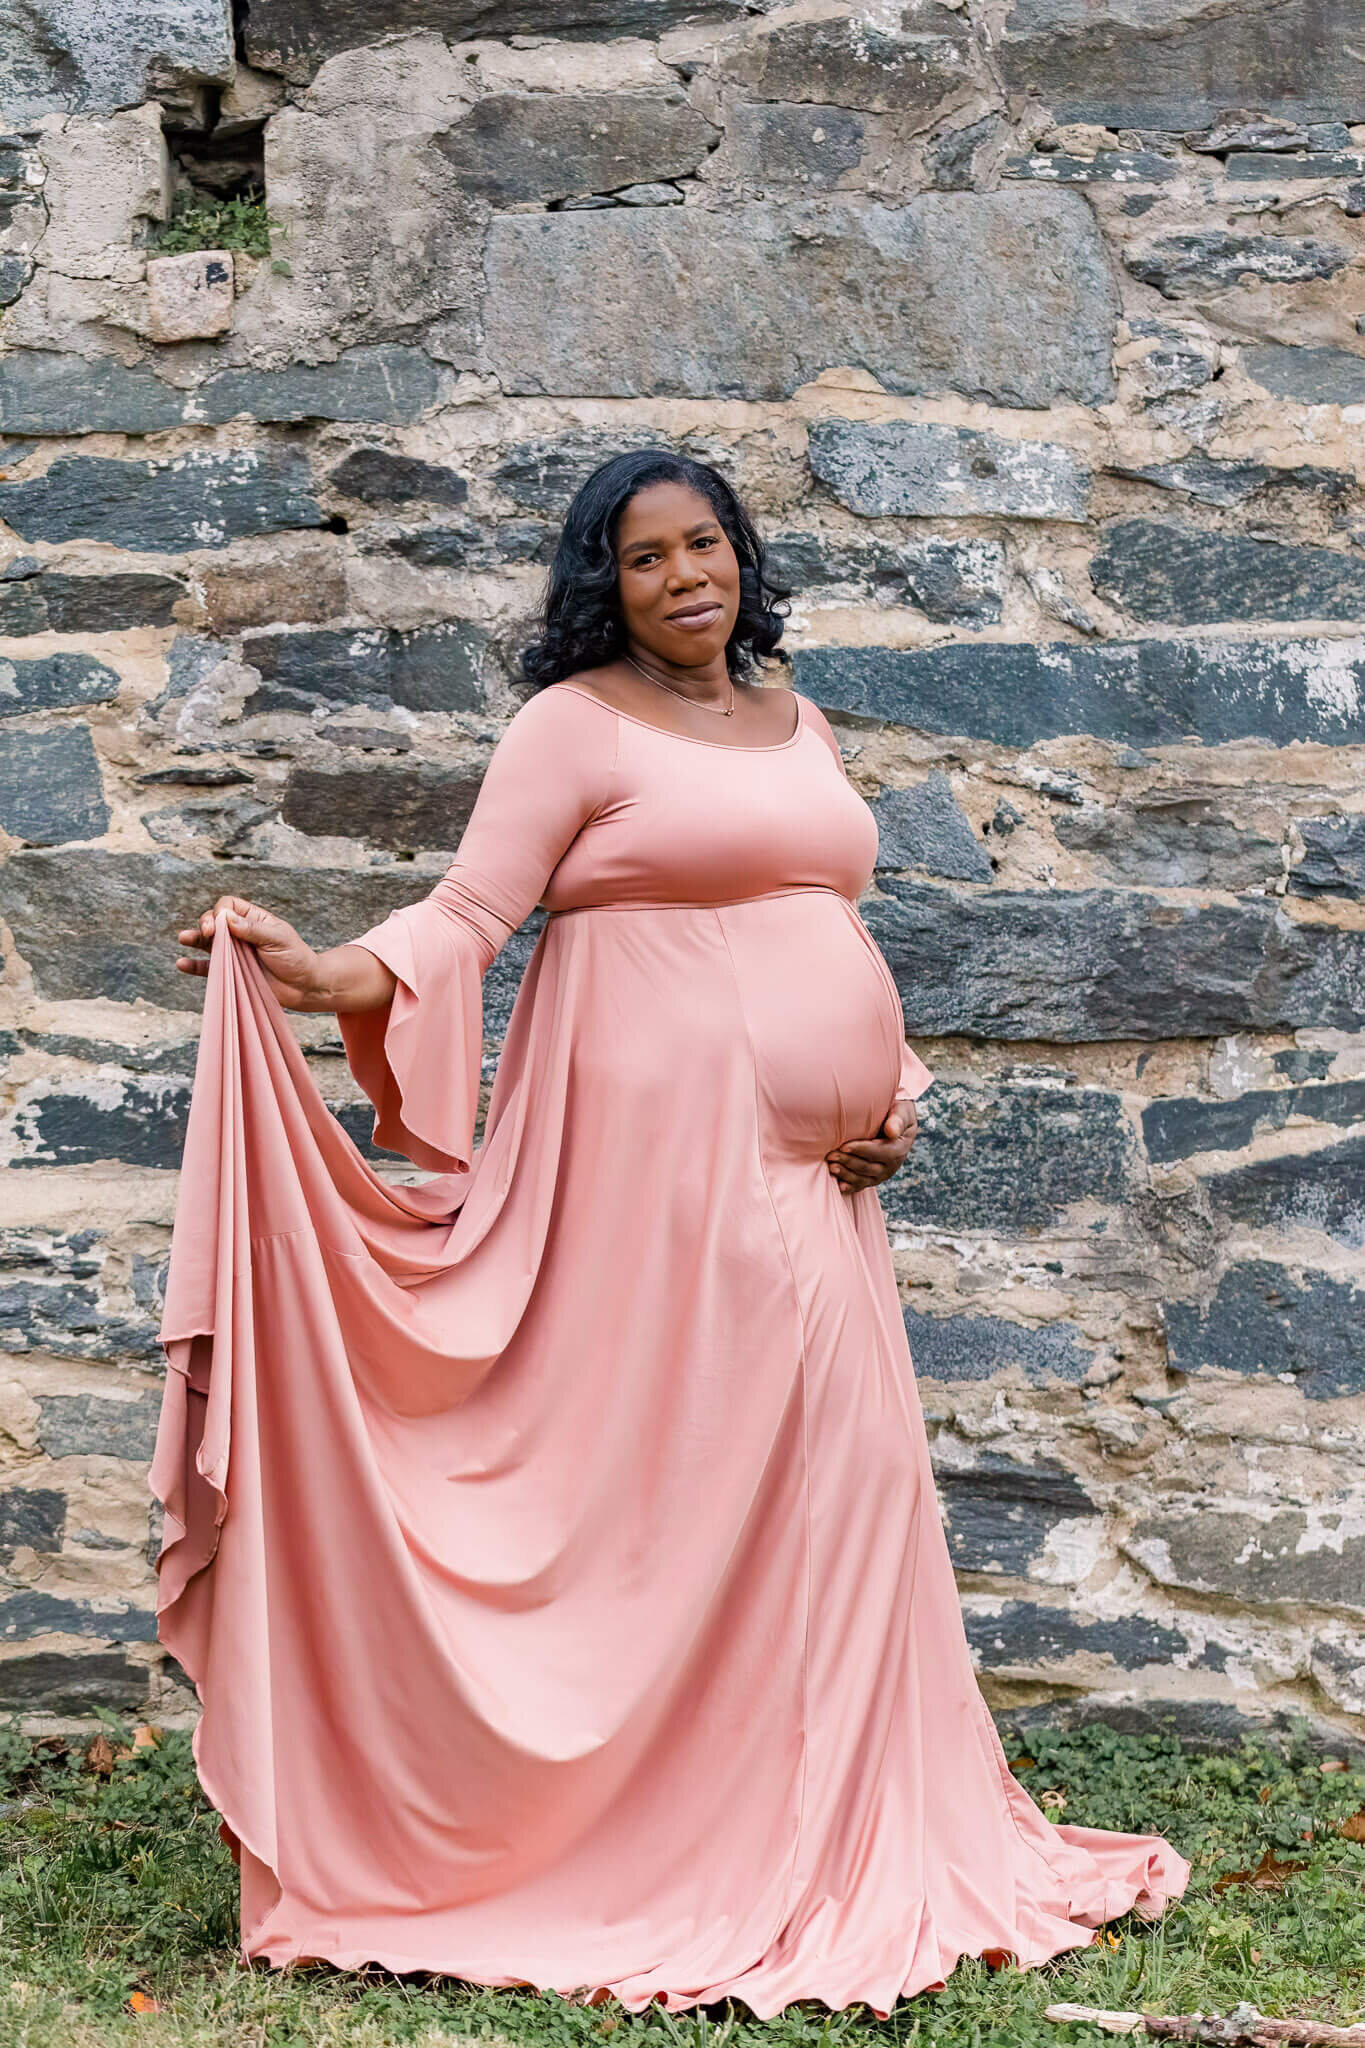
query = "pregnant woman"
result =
(151, 449, 1189, 2014)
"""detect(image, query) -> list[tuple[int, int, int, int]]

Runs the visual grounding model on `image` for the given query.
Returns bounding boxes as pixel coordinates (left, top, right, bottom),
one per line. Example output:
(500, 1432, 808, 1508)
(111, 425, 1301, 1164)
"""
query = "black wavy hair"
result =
(519, 448, 791, 691)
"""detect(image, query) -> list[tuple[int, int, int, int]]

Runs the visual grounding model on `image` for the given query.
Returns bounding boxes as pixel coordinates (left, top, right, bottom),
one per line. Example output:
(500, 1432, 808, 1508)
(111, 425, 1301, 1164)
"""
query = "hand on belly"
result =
(825, 1095, 921, 1196)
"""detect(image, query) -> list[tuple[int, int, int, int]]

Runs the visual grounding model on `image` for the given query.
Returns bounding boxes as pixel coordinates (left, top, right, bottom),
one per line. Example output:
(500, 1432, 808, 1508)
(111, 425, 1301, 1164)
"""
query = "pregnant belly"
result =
(543, 889, 906, 1170)
(717, 890, 906, 1162)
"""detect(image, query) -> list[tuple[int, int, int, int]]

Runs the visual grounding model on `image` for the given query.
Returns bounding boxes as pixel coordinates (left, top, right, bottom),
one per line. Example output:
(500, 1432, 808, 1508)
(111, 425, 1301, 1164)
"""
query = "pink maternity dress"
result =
(149, 679, 1190, 2015)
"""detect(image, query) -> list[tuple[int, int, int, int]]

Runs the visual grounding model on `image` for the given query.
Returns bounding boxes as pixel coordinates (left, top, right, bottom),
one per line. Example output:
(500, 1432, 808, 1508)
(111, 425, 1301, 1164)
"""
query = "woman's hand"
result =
(175, 896, 324, 1010)
(826, 1096, 920, 1195)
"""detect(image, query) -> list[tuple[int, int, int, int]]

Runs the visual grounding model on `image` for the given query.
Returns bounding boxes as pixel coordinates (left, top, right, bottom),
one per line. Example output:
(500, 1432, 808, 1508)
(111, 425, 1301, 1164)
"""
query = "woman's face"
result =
(612, 480, 743, 670)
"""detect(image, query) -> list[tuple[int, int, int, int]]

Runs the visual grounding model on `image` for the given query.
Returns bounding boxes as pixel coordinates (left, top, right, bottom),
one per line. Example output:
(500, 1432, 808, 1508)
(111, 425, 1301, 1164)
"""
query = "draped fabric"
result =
(150, 683, 1189, 2015)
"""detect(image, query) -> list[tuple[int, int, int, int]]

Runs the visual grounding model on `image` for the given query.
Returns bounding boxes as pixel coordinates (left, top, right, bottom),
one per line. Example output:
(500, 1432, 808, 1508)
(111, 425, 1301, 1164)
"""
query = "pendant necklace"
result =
(623, 652, 735, 718)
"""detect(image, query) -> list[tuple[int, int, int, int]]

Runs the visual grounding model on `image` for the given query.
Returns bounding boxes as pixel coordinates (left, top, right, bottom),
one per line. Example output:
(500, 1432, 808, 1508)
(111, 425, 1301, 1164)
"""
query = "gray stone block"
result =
(999, 0, 1365, 131)
(0, 652, 120, 718)
(142, 794, 275, 858)
(486, 193, 1119, 405)
(0, 726, 108, 845)
(808, 418, 1090, 522)
(1002, 148, 1179, 184)
(1101, 450, 1354, 508)
(863, 881, 1365, 1040)
(766, 531, 1004, 626)
(715, 4, 977, 115)
(1291, 816, 1365, 900)
(0, 569, 187, 635)
(8, 1074, 190, 1170)
(0, 1488, 63, 1557)
(936, 1454, 1094, 1577)
(0, 345, 448, 437)
(282, 761, 483, 850)
(241, 623, 487, 715)
(882, 1079, 1133, 1229)
(0, 1592, 157, 1642)
(324, 448, 468, 508)
(1054, 796, 1281, 892)
(871, 773, 993, 882)
(1164, 1260, 1364, 1400)
(35, 1393, 162, 1460)
(723, 103, 865, 189)
(1143, 1080, 1365, 1163)
(0, 849, 476, 1007)
(373, 519, 555, 570)
(967, 1602, 1202, 1672)
(1124, 230, 1349, 298)
(902, 1306, 1094, 1385)
(1126, 1507, 1365, 1615)
(1092, 518, 1365, 624)
(245, 0, 747, 79)
(0, 1264, 159, 1361)
(793, 636, 1365, 748)
(492, 429, 668, 511)
(1226, 148, 1365, 181)
(1200, 1136, 1364, 1249)
(0, 449, 325, 553)
(0, 0, 233, 123)
(0, 1651, 147, 1711)
(435, 93, 716, 203)
(1240, 344, 1365, 407)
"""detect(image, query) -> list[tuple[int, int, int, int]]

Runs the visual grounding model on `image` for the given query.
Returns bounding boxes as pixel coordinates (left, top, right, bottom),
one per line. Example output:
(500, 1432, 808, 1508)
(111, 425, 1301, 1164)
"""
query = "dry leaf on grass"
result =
(1212, 1845, 1308, 1892)
(81, 1735, 115, 1778)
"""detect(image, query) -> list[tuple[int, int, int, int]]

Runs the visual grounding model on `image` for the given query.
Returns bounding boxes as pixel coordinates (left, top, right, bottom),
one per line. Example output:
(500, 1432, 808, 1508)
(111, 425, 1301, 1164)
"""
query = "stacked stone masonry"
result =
(0, 1, 1362, 1751)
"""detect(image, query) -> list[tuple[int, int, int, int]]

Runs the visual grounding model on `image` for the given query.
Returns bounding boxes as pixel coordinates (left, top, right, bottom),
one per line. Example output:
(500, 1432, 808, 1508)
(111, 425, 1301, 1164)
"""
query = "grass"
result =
(0, 1712, 1361, 2046)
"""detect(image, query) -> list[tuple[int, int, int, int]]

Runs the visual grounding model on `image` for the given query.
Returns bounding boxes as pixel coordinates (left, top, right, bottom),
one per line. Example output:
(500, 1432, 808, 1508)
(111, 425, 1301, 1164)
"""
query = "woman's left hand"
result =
(826, 1097, 920, 1195)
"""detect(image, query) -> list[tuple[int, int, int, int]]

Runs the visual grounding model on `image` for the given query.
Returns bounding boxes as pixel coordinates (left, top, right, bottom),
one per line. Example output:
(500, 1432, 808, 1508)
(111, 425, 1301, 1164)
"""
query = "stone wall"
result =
(0, 1, 1362, 1747)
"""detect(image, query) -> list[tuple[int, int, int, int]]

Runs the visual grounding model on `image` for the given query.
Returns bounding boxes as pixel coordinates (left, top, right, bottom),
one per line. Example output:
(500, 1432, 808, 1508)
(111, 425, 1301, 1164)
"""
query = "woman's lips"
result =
(664, 602, 723, 630)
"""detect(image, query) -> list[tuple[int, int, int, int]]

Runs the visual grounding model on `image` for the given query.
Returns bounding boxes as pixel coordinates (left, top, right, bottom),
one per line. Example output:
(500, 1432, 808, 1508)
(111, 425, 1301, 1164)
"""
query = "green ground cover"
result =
(0, 1712, 1360, 2047)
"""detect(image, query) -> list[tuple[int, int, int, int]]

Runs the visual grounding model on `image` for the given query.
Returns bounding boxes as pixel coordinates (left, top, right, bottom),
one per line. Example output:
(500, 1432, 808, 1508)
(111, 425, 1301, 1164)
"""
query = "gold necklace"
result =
(623, 652, 735, 717)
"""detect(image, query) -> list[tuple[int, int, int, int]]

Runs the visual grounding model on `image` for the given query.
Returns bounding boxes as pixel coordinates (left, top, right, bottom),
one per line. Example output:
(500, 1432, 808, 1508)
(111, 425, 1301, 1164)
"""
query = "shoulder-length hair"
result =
(519, 448, 791, 691)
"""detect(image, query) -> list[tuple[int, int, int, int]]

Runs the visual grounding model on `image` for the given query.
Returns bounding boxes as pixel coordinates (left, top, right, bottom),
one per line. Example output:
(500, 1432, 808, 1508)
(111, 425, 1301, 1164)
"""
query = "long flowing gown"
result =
(148, 680, 1190, 2016)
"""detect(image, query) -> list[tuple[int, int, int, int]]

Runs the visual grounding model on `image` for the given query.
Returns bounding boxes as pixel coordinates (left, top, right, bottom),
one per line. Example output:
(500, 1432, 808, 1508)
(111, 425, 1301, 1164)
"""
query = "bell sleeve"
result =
(337, 687, 617, 1175)
(800, 691, 936, 1108)
(896, 1037, 935, 1103)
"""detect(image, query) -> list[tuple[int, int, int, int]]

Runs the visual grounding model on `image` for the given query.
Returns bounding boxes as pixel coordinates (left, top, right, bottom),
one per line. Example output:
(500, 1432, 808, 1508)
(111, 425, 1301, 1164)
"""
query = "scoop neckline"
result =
(552, 682, 805, 752)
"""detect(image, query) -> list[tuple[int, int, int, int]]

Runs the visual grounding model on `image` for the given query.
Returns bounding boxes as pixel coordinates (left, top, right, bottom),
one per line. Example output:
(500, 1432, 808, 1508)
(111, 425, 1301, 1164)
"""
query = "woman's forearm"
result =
(301, 943, 399, 1014)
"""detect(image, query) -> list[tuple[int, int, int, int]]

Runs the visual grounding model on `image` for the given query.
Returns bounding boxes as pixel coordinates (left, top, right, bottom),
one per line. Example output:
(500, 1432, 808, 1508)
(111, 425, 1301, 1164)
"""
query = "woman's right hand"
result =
(176, 896, 323, 1011)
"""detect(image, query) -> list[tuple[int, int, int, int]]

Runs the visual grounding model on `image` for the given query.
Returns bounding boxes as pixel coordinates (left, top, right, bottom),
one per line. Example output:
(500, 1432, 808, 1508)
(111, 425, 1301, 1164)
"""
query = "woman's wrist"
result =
(306, 943, 398, 1014)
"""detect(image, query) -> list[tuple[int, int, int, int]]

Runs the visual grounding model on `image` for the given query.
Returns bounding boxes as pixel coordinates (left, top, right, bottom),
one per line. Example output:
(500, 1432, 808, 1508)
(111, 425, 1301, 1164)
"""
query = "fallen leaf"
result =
(1012, 1755, 1037, 1770)
(1258, 1785, 1273, 1803)
(1321, 1758, 1349, 1773)
(127, 1990, 159, 2014)
(1042, 1789, 1067, 1814)
(132, 1725, 163, 1749)
(981, 1947, 1013, 1970)
(1338, 1808, 1365, 1842)
(1251, 1948, 1262, 1962)
(1212, 1845, 1308, 1892)
(82, 1734, 115, 1778)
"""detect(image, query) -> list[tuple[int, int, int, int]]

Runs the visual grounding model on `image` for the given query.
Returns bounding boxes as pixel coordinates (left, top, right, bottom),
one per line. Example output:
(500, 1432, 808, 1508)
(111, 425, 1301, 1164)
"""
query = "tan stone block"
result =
(146, 249, 234, 343)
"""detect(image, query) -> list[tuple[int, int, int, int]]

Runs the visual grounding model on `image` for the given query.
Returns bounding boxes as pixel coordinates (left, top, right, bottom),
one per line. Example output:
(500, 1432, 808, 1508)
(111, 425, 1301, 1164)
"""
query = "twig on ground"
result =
(1044, 2002, 1365, 2045)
